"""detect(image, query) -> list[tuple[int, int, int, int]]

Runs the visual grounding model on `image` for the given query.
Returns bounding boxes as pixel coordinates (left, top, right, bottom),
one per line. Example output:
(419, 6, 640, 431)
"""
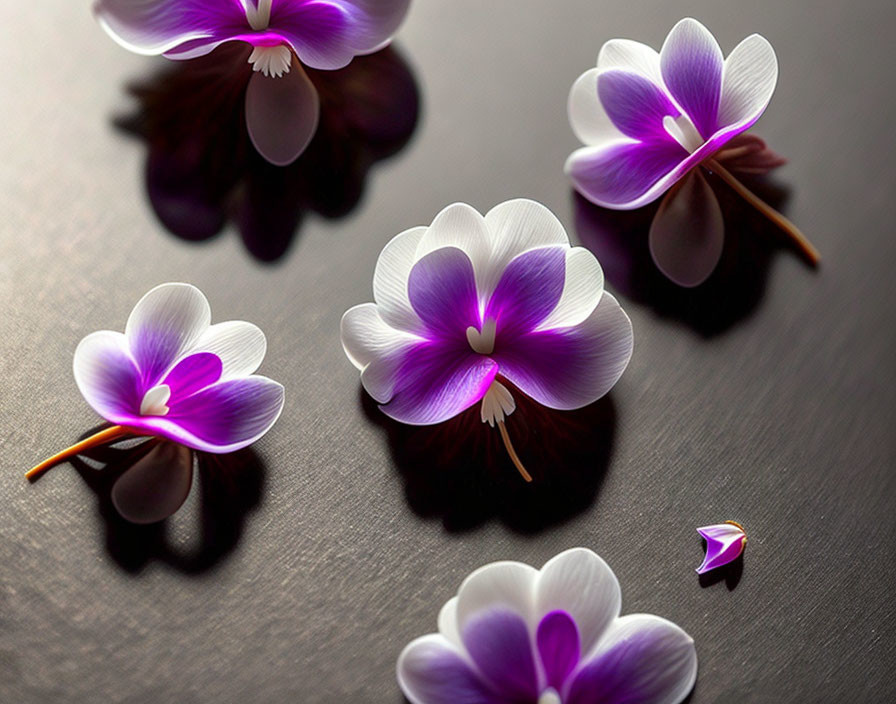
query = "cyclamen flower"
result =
(27, 283, 284, 482)
(696, 521, 747, 574)
(95, 0, 411, 164)
(566, 18, 818, 284)
(398, 547, 698, 704)
(341, 200, 633, 481)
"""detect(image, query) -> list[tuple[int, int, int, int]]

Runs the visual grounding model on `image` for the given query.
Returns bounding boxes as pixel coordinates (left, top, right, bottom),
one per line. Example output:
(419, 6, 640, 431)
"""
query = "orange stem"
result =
(705, 158, 820, 266)
(497, 421, 533, 482)
(26, 425, 134, 481)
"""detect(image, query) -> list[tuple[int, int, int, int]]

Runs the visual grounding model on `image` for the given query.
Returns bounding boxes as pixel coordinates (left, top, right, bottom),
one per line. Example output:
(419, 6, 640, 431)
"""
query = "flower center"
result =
(480, 380, 515, 427)
(664, 114, 704, 154)
(538, 689, 562, 704)
(140, 384, 171, 416)
(466, 317, 497, 355)
(246, 0, 273, 30)
(248, 45, 292, 77)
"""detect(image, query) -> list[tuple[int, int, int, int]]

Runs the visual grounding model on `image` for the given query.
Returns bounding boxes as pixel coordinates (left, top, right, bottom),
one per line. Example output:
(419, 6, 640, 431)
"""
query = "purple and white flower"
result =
(696, 521, 747, 574)
(398, 547, 698, 704)
(94, 0, 411, 164)
(27, 283, 284, 482)
(567, 18, 817, 285)
(340, 200, 633, 481)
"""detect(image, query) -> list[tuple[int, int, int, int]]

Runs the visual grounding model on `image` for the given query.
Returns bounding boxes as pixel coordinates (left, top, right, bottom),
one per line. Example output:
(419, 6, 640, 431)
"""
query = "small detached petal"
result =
(696, 521, 747, 574)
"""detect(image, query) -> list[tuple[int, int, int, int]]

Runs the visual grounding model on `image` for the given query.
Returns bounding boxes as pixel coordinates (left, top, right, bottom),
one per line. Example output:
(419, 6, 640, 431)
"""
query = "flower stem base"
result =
(497, 421, 532, 482)
(26, 425, 135, 481)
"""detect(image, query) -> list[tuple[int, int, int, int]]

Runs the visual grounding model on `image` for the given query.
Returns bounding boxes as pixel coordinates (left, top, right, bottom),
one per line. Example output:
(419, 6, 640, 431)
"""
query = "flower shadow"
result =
(115, 43, 420, 262)
(573, 173, 791, 337)
(361, 387, 616, 534)
(69, 426, 266, 575)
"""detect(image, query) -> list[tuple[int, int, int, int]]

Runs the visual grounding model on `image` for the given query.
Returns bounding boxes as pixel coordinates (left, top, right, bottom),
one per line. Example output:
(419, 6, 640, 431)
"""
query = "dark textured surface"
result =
(2, 2, 895, 702)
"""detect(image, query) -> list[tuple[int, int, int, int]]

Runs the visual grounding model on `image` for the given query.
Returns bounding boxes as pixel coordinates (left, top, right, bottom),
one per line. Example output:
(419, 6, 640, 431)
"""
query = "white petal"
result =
(535, 548, 621, 657)
(437, 597, 462, 648)
(536, 247, 604, 331)
(340, 303, 421, 403)
(415, 203, 491, 297)
(481, 199, 570, 299)
(194, 321, 267, 380)
(718, 34, 778, 128)
(111, 442, 194, 524)
(568, 68, 625, 148)
(397, 634, 485, 704)
(455, 561, 539, 637)
(598, 38, 664, 86)
(373, 226, 427, 334)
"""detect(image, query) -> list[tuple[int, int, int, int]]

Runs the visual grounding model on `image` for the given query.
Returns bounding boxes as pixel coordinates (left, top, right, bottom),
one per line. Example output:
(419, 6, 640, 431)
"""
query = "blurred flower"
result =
(398, 547, 698, 704)
(696, 521, 747, 574)
(341, 199, 633, 481)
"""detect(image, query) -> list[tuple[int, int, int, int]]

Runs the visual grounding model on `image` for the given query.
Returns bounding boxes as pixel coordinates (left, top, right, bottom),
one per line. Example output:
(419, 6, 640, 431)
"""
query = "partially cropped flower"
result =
(567, 18, 817, 285)
(696, 521, 747, 574)
(341, 200, 633, 481)
(95, 0, 411, 164)
(27, 283, 284, 482)
(398, 547, 698, 704)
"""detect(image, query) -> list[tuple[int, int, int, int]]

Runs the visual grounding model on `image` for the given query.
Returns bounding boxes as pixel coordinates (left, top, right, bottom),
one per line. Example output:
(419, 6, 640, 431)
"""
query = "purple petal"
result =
(537, 610, 581, 691)
(566, 139, 688, 210)
(397, 635, 499, 704)
(566, 615, 697, 704)
(160, 352, 223, 400)
(95, 0, 247, 56)
(73, 331, 143, 421)
(269, 0, 355, 70)
(486, 247, 566, 340)
(660, 18, 724, 139)
(380, 343, 498, 425)
(408, 248, 481, 343)
(461, 609, 539, 701)
(648, 169, 724, 287)
(110, 441, 193, 524)
(333, 0, 411, 52)
(133, 376, 284, 452)
(598, 70, 680, 142)
(493, 293, 633, 411)
(696, 522, 746, 574)
(245, 62, 320, 166)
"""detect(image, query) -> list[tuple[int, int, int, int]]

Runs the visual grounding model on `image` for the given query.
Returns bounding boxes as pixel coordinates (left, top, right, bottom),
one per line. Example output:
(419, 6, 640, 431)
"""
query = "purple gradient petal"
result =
(380, 343, 498, 425)
(335, 0, 411, 52)
(160, 352, 223, 400)
(485, 247, 566, 339)
(494, 293, 633, 411)
(537, 610, 581, 691)
(462, 609, 539, 701)
(660, 18, 723, 139)
(408, 248, 481, 343)
(397, 636, 500, 704)
(696, 523, 746, 574)
(566, 616, 697, 704)
(268, 1, 357, 69)
(73, 331, 143, 421)
(598, 70, 680, 142)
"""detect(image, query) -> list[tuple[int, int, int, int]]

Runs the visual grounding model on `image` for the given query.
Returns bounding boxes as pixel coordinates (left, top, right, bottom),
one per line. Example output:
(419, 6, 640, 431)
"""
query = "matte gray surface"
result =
(2, 1, 895, 702)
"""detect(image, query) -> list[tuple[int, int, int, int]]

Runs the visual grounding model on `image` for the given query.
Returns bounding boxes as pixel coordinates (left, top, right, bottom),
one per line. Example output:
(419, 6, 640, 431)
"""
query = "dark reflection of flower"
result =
(574, 166, 791, 337)
(116, 43, 420, 262)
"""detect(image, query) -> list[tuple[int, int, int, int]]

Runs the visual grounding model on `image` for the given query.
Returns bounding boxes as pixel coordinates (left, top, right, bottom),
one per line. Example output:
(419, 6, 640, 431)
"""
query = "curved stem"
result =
(497, 421, 533, 483)
(26, 425, 134, 481)
(705, 158, 820, 266)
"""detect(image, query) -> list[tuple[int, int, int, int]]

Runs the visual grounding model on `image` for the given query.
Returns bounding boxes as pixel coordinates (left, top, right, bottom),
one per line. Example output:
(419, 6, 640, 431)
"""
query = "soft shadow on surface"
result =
(574, 173, 791, 337)
(362, 387, 616, 534)
(116, 44, 420, 262)
(697, 543, 745, 592)
(68, 427, 266, 574)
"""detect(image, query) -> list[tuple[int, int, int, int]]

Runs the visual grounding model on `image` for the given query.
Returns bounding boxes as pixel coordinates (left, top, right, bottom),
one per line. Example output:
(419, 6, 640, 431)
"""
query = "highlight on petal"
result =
(194, 320, 267, 380)
(332, 0, 411, 53)
(73, 330, 143, 421)
(536, 247, 605, 332)
(568, 68, 624, 148)
(454, 560, 538, 638)
(245, 60, 320, 166)
(649, 169, 724, 287)
(414, 203, 491, 297)
(696, 521, 747, 574)
(373, 226, 428, 335)
(110, 441, 193, 524)
(718, 34, 778, 130)
(597, 38, 663, 86)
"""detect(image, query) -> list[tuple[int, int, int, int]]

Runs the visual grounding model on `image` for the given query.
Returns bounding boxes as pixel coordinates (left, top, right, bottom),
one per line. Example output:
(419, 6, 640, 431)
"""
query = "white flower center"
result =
(246, 0, 273, 30)
(664, 114, 704, 154)
(248, 45, 292, 77)
(480, 380, 516, 427)
(466, 318, 497, 355)
(140, 384, 171, 417)
(539, 689, 562, 704)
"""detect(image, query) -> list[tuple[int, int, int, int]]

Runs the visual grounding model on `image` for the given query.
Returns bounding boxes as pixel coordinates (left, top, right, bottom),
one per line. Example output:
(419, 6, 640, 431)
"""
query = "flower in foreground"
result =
(341, 200, 633, 481)
(398, 547, 698, 704)
(94, 0, 411, 164)
(566, 17, 818, 285)
(696, 521, 747, 574)
(27, 283, 284, 486)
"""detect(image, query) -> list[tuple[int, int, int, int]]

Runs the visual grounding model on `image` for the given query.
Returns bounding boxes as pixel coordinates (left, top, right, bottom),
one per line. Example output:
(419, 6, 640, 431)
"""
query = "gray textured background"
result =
(2, 1, 894, 702)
